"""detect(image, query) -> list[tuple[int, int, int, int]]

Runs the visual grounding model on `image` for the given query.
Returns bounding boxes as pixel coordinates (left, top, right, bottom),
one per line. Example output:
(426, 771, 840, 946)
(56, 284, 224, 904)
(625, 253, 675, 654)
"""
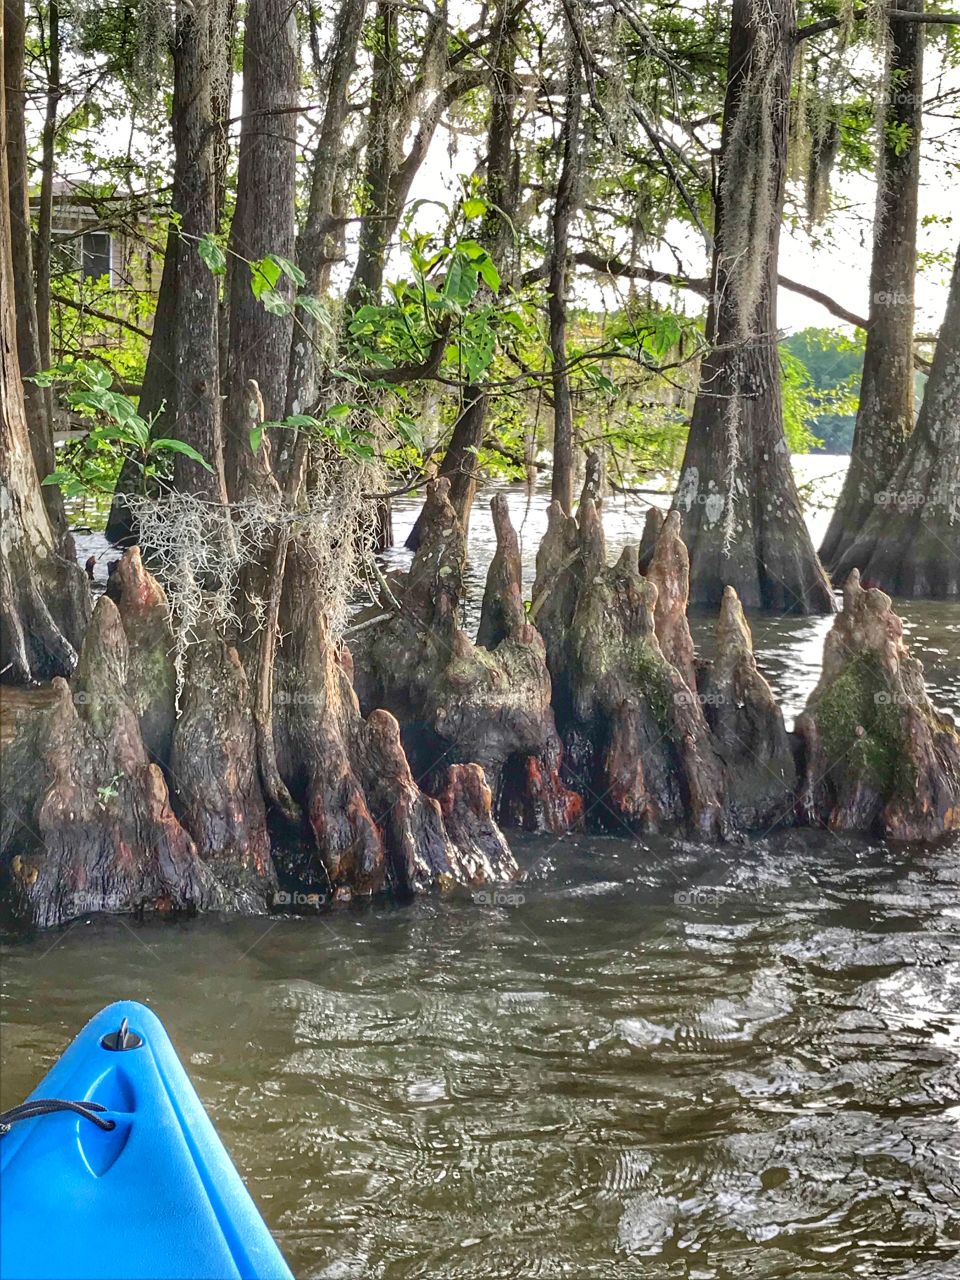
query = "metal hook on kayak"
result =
(100, 1016, 143, 1052)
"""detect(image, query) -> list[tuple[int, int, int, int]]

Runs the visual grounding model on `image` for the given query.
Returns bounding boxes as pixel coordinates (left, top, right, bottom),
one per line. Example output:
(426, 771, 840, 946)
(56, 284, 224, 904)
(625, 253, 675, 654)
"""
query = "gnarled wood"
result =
(106, 548, 176, 766)
(170, 625, 276, 908)
(355, 482, 581, 832)
(699, 586, 796, 830)
(18, 600, 214, 928)
(796, 570, 960, 839)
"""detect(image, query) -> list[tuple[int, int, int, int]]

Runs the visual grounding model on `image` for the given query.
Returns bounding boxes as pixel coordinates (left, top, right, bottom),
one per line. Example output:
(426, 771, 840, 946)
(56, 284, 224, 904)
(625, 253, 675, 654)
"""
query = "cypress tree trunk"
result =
(170, 0, 231, 502)
(548, 48, 582, 517)
(838, 242, 959, 598)
(1, 18, 89, 683)
(406, 0, 521, 547)
(820, 0, 924, 572)
(286, 0, 367, 419)
(671, 0, 834, 614)
(3, 0, 62, 526)
(103, 231, 179, 543)
(223, 0, 298, 490)
(34, 0, 58, 375)
(343, 1, 403, 310)
(105, 0, 235, 540)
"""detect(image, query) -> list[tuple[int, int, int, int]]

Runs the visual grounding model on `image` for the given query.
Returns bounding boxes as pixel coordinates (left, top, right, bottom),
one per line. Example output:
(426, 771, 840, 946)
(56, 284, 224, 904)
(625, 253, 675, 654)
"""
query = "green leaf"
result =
(325, 403, 353, 419)
(283, 414, 323, 428)
(198, 234, 227, 275)
(250, 256, 282, 299)
(267, 254, 306, 287)
(87, 424, 149, 451)
(249, 424, 264, 453)
(259, 288, 292, 315)
(295, 294, 327, 319)
(150, 438, 214, 471)
(476, 254, 501, 293)
(463, 197, 487, 219)
(443, 254, 478, 308)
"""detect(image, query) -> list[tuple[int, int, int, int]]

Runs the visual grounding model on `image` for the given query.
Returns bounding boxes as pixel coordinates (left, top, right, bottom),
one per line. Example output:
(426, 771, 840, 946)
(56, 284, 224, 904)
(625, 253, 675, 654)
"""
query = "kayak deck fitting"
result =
(0, 1001, 293, 1280)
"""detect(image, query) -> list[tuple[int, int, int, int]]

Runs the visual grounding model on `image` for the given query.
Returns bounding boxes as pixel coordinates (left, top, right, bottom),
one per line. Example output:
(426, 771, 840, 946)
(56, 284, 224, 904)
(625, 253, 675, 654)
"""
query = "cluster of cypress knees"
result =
(2, 460, 958, 929)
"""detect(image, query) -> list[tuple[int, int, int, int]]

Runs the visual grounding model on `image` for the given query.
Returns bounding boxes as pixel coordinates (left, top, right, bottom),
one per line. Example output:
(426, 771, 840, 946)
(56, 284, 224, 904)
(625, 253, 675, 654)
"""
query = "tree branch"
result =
(50, 292, 152, 341)
(798, 6, 960, 41)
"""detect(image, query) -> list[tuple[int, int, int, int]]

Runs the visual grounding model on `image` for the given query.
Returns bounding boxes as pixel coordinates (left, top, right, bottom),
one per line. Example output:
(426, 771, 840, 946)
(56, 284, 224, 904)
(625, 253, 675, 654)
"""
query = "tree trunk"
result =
(171, 0, 232, 502)
(3, 0, 62, 527)
(352, 482, 582, 831)
(548, 48, 583, 516)
(104, 229, 179, 543)
(835, 242, 960, 597)
(34, 0, 58, 374)
(223, 0, 298, 490)
(820, 0, 924, 572)
(344, 4, 452, 311)
(797, 569, 960, 837)
(343, 1, 402, 310)
(286, 0, 367, 419)
(405, 0, 521, 547)
(1, 20, 89, 683)
(106, 0, 237, 542)
(671, 0, 835, 614)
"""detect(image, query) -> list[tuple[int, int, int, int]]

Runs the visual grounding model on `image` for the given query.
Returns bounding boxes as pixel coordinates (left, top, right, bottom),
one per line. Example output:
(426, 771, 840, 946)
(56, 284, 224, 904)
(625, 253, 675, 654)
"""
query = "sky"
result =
(400, 29, 960, 338)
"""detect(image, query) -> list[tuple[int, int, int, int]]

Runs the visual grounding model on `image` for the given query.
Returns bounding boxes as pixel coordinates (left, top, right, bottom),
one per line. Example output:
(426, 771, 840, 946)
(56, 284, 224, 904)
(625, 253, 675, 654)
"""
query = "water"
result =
(4, 462, 960, 1277)
(3, 832, 959, 1277)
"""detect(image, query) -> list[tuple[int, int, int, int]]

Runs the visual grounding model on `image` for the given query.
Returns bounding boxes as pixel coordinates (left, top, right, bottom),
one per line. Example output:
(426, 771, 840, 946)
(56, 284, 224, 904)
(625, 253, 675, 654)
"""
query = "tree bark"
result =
(548, 47, 582, 516)
(171, 0, 232, 502)
(835, 242, 960, 597)
(820, 0, 924, 571)
(1, 19, 89, 684)
(671, 0, 835, 613)
(104, 230, 180, 544)
(344, 2, 448, 310)
(343, 1, 403, 309)
(797, 569, 960, 837)
(352, 481, 582, 831)
(286, 0, 367, 419)
(3, 0, 62, 526)
(223, 0, 298, 490)
(34, 0, 58, 375)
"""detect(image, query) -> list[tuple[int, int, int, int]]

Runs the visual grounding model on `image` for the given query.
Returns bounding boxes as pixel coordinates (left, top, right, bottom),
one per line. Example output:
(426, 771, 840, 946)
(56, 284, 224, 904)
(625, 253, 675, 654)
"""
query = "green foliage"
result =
(250, 408, 376, 462)
(884, 121, 914, 158)
(781, 328, 863, 453)
(32, 360, 210, 498)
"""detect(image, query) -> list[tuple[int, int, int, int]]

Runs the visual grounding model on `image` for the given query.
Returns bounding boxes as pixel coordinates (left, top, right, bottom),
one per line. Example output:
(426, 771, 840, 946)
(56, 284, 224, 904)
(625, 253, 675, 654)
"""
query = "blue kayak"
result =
(0, 1001, 293, 1280)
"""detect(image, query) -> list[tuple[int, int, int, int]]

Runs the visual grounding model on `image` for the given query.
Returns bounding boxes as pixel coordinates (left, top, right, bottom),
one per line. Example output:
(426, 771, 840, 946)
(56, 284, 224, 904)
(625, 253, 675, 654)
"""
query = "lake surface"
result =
(4, 462, 960, 1278)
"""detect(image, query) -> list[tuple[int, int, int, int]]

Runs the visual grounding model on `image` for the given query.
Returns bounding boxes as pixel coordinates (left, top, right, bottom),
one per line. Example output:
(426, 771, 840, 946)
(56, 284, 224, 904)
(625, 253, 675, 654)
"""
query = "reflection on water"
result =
(2, 830, 959, 1278)
(9, 457, 955, 1277)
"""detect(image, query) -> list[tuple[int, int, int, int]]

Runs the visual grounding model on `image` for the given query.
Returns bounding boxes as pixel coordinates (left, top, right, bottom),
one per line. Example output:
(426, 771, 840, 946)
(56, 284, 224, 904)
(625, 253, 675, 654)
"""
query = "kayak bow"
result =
(0, 1001, 293, 1280)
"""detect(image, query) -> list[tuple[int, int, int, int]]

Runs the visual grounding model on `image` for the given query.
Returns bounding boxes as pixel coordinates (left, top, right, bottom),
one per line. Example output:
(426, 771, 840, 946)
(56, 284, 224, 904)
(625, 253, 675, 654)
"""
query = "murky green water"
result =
(4, 474, 960, 1278)
(3, 829, 959, 1278)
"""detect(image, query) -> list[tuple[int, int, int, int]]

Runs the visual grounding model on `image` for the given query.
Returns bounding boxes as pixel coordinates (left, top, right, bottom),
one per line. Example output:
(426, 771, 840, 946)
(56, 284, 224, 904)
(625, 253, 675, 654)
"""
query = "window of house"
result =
(50, 228, 113, 285)
(81, 231, 112, 283)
